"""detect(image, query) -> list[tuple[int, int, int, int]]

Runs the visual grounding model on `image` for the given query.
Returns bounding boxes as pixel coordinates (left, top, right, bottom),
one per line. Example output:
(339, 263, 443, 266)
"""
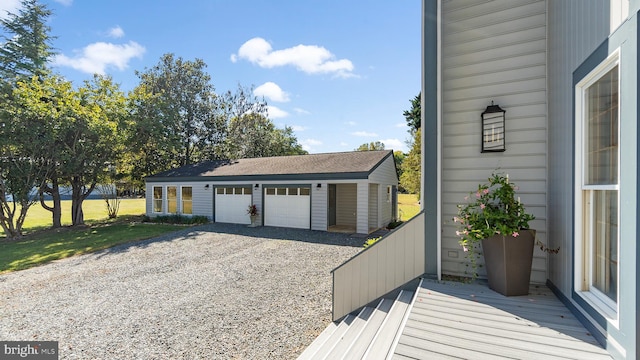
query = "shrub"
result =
(147, 215, 209, 225)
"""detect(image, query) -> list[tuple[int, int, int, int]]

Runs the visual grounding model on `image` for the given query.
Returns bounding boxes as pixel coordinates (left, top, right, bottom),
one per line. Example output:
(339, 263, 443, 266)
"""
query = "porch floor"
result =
(393, 279, 612, 359)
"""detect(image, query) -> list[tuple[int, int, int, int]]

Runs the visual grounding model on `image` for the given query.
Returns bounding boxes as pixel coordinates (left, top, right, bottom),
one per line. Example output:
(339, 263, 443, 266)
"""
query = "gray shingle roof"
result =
(145, 150, 394, 181)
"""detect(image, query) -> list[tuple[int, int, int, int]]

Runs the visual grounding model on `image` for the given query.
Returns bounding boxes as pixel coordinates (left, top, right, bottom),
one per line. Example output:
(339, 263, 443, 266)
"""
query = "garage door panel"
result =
(215, 187, 252, 224)
(264, 187, 310, 229)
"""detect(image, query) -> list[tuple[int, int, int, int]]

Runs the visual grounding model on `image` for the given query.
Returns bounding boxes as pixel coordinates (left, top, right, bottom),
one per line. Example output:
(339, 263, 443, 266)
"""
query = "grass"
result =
(0, 221, 184, 273)
(0, 198, 184, 273)
(21, 198, 147, 232)
(398, 193, 420, 221)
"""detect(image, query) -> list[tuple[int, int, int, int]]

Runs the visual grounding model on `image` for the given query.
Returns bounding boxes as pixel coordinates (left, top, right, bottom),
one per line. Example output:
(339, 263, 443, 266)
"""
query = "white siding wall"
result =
(369, 153, 398, 228)
(145, 182, 213, 219)
(252, 185, 263, 226)
(441, 0, 548, 283)
(368, 184, 378, 230)
(357, 181, 369, 234)
(312, 183, 327, 231)
(547, 1, 620, 293)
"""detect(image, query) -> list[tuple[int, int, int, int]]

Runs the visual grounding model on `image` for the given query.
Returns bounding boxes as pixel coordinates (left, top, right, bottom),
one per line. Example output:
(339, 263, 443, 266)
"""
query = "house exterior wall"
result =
(368, 153, 399, 228)
(439, 0, 548, 283)
(357, 182, 369, 234)
(547, 1, 638, 358)
(311, 183, 328, 231)
(368, 184, 378, 230)
(145, 181, 213, 218)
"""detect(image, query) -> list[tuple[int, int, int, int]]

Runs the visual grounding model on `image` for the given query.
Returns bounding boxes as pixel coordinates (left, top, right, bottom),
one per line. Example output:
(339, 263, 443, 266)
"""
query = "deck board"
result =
(392, 280, 611, 359)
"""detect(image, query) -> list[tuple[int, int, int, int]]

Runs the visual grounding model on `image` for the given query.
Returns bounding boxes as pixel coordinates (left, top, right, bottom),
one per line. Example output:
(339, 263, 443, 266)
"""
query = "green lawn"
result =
(0, 198, 187, 273)
(0, 222, 184, 273)
(22, 198, 147, 231)
(399, 193, 420, 221)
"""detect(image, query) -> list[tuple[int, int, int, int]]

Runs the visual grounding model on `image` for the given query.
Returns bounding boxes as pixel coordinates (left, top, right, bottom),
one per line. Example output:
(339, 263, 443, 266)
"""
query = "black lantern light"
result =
(481, 101, 506, 153)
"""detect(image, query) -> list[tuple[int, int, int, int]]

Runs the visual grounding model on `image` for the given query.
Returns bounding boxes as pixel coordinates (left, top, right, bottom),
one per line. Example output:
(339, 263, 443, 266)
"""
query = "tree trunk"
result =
(40, 176, 61, 228)
(70, 177, 85, 226)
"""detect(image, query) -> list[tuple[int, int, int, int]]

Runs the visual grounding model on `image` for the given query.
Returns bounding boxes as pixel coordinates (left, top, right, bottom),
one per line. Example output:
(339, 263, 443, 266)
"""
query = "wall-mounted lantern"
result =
(317, 183, 322, 188)
(254, 184, 259, 188)
(204, 184, 210, 189)
(481, 102, 506, 153)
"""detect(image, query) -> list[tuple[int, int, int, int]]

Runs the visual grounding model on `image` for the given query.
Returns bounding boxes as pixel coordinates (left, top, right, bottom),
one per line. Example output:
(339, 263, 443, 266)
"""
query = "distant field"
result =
(20, 198, 146, 232)
(398, 194, 420, 221)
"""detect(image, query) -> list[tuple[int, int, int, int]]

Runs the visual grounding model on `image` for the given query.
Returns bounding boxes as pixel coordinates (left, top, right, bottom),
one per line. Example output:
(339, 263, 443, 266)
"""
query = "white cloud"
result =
(294, 107, 310, 115)
(53, 41, 145, 75)
(254, 82, 290, 102)
(0, 0, 21, 19)
(108, 26, 125, 39)
(290, 125, 306, 132)
(267, 105, 289, 119)
(232, 37, 355, 78)
(54, 0, 73, 5)
(300, 138, 322, 152)
(352, 131, 378, 137)
(379, 138, 407, 152)
(395, 122, 406, 128)
(345, 121, 356, 126)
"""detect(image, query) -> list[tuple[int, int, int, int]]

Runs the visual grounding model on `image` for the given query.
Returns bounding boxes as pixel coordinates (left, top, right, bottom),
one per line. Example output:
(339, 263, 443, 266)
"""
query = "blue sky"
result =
(1, 0, 421, 154)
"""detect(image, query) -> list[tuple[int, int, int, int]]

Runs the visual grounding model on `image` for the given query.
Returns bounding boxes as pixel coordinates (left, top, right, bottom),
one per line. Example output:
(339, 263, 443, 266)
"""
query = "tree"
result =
(0, 77, 54, 239)
(224, 113, 307, 159)
(65, 75, 127, 225)
(403, 92, 421, 135)
(393, 150, 405, 186)
(0, 0, 55, 81)
(127, 53, 225, 181)
(401, 129, 421, 196)
(356, 141, 385, 151)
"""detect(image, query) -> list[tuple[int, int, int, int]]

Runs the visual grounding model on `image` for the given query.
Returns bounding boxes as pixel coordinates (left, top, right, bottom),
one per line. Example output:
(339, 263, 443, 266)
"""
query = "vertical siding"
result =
(190, 182, 212, 218)
(332, 212, 425, 320)
(336, 183, 357, 227)
(547, 0, 612, 294)
(311, 183, 327, 231)
(440, 0, 548, 283)
(379, 184, 392, 226)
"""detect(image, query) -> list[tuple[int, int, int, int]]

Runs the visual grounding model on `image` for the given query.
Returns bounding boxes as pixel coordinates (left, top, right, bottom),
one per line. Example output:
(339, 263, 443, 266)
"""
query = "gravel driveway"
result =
(0, 224, 363, 359)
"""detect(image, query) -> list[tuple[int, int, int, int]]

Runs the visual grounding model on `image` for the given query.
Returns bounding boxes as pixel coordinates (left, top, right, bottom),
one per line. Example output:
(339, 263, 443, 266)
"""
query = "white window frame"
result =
(574, 49, 620, 321)
(181, 186, 193, 215)
(153, 186, 164, 214)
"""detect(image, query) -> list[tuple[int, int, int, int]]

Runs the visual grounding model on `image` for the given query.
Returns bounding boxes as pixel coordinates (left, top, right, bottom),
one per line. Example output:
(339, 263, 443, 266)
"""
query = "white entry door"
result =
(215, 186, 252, 224)
(264, 187, 310, 229)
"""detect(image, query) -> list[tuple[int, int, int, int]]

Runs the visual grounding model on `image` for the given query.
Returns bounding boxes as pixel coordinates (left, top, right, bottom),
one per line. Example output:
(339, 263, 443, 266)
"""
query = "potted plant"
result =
(453, 172, 535, 296)
(247, 204, 259, 227)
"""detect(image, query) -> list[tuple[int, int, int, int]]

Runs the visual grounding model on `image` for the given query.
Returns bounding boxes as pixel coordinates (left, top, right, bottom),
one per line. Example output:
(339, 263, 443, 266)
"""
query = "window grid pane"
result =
(153, 186, 163, 213)
(590, 190, 618, 302)
(182, 187, 192, 215)
(167, 186, 177, 214)
(586, 66, 618, 185)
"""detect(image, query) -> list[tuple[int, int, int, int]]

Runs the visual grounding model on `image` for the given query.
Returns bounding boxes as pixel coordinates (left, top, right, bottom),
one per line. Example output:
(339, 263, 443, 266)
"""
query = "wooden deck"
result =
(392, 280, 611, 359)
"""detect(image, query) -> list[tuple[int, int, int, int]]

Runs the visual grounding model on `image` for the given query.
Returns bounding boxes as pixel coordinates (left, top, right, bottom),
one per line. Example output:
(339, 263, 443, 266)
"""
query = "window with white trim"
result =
(153, 186, 163, 213)
(167, 186, 178, 214)
(575, 52, 619, 317)
(182, 187, 192, 215)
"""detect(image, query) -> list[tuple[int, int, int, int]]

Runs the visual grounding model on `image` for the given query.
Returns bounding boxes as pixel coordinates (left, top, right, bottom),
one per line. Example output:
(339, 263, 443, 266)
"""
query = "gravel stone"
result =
(0, 224, 363, 359)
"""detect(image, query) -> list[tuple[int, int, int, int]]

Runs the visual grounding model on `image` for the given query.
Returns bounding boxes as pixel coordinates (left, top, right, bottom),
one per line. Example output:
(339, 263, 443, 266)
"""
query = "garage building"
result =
(144, 150, 398, 234)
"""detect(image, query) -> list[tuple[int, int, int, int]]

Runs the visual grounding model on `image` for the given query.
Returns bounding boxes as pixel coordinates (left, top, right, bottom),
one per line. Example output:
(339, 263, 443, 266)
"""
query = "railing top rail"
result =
(331, 210, 425, 274)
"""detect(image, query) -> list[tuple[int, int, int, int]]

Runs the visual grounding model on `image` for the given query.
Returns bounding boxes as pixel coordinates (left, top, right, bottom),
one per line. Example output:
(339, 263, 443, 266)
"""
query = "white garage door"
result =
(215, 186, 252, 224)
(264, 187, 311, 229)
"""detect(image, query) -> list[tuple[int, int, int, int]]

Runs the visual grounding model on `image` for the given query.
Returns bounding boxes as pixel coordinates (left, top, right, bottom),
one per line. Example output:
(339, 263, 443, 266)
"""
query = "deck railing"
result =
(331, 211, 426, 321)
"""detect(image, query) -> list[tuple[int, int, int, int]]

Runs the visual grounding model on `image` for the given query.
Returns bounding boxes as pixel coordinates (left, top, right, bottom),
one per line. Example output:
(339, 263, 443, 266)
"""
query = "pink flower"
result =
(475, 192, 481, 198)
(463, 246, 469, 252)
(464, 195, 469, 201)
(512, 232, 520, 237)
(480, 203, 486, 209)
(483, 189, 489, 194)
(456, 230, 461, 236)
